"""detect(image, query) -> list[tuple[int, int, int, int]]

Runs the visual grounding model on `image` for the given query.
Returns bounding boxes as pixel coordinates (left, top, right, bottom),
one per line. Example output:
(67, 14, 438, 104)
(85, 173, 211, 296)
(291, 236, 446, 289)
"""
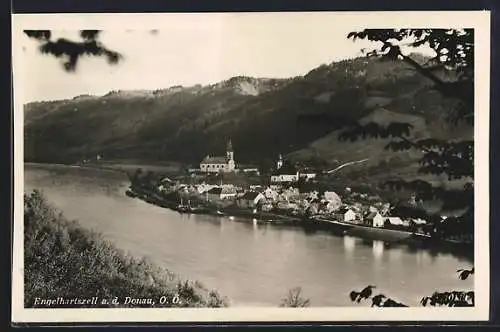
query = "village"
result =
(125, 139, 472, 246)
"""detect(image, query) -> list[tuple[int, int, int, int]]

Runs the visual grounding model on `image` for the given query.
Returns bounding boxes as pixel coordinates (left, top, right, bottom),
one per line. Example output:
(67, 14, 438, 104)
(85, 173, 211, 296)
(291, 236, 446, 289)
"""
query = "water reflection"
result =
(343, 236, 356, 256)
(372, 240, 384, 260)
(387, 246, 404, 262)
(415, 250, 431, 266)
(220, 218, 225, 233)
(24, 164, 475, 307)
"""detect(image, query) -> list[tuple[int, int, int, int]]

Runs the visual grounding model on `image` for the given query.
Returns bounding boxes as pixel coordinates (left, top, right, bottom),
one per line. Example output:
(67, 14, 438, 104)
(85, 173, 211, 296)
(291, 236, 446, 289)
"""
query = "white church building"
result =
(270, 154, 299, 183)
(200, 139, 236, 173)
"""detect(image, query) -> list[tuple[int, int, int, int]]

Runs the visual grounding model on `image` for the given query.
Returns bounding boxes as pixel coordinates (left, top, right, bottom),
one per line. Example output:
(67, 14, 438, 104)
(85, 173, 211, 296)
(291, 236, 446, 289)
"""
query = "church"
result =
(270, 154, 299, 183)
(200, 139, 236, 173)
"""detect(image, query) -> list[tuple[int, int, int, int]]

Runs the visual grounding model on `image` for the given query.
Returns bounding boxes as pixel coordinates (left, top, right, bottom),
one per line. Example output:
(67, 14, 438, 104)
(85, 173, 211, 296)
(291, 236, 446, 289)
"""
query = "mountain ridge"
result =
(24, 53, 471, 186)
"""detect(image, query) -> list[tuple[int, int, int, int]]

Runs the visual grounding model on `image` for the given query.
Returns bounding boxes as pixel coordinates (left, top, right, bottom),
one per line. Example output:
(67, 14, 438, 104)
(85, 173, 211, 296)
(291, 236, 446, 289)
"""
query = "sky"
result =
(15, 13, 437, 102)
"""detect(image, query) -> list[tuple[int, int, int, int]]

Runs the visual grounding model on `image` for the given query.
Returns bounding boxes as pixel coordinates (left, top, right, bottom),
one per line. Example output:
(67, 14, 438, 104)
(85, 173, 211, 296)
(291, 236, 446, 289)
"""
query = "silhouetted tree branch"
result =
(334, 29, 476, 242)
(350, 267, 474, 307)
(24, 30, 123, 72)
(347, 29, 473, 125)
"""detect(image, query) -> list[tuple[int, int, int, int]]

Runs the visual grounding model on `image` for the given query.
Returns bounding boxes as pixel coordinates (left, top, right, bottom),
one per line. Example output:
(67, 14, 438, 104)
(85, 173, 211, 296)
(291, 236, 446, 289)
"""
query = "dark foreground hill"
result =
(24, 189, 229, 308)
(24, 54, 472, 186)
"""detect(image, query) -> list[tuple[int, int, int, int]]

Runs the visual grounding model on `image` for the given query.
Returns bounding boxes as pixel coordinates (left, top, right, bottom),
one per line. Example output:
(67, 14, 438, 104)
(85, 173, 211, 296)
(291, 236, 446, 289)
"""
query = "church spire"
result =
(277, 154, 283, 169)
(226, 138, 234, 163)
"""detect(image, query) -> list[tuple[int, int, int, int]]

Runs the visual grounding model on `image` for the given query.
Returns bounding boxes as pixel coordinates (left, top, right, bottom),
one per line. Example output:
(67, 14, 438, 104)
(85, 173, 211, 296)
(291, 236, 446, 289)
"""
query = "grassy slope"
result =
(24, 189, 229, 308)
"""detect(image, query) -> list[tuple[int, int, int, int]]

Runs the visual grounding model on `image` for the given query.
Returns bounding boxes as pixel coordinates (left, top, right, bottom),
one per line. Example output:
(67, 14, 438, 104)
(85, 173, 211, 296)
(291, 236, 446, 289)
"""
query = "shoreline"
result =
(126, 186, 474, 262)
(24, 162, 130, 175)
(24, 162, 474, 262)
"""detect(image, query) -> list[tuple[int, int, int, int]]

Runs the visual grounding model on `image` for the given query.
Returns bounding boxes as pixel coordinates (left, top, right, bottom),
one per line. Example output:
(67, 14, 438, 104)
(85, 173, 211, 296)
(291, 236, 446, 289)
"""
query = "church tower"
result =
(277, 154, 283, 169)
(226, 139, 234, 161)
(226, 139, 235, 171)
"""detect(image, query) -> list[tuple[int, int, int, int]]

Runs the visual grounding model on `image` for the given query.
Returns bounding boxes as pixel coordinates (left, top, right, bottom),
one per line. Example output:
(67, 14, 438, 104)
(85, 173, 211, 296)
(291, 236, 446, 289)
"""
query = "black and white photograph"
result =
(12, 11, 490, 323)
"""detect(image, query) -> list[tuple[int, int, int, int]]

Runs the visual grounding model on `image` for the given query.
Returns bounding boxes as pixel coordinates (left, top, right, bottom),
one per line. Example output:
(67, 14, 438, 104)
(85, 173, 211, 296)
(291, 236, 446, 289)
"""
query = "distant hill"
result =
(24, 54, 472, 186)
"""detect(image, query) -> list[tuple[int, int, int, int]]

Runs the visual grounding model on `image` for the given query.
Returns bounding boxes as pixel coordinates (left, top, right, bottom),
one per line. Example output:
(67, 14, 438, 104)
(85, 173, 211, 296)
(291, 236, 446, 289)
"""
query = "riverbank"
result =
(24, 189, 229, 308)
(126, 186, 474, 261)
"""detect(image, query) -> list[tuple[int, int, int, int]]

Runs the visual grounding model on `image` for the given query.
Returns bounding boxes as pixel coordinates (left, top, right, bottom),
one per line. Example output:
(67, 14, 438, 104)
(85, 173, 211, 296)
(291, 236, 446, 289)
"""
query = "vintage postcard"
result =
(12, 11, 490, 323)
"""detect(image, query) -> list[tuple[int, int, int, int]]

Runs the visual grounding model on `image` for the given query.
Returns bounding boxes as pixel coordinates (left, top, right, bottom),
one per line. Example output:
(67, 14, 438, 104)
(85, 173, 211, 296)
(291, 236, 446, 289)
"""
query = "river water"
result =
(23, 164, 473, 307)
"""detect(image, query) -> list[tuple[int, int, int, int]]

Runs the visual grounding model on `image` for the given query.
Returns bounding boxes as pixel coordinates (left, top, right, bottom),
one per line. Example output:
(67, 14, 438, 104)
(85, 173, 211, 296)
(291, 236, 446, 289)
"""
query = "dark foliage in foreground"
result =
(279, 287, 311, 307)
(24, 189, 228, 308)
(343, 29, 475, 309)
(350, 267, 474, 307)
(338, 29, 474, 230)
(24, 30, 123, 72)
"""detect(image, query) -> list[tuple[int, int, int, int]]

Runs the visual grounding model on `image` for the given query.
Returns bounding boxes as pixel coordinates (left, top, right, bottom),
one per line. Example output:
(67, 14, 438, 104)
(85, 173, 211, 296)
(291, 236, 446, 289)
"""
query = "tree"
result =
(130, 168, 143, 187)
(350, 268, 474, 307)
(23, 30, 123, 72)
(344, 29, 475, 307)
(341, 29, 474, 241)
(279, 287, 311, 307)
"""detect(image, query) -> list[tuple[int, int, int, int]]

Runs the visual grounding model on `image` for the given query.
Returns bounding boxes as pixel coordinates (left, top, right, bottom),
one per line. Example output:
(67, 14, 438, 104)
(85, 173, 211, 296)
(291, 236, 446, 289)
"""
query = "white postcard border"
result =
(12, 10, 491, 323)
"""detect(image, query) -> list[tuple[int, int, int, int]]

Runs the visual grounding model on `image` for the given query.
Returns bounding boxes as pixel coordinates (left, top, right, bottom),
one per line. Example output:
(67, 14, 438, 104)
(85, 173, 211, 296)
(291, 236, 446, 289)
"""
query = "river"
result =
(23, 163, 474, 307)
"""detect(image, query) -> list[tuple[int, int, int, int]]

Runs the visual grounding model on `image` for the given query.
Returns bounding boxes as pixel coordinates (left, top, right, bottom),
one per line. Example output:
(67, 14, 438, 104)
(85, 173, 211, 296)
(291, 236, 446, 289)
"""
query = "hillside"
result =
(24, 189, 228, 308)
(24, 54, 472, 184)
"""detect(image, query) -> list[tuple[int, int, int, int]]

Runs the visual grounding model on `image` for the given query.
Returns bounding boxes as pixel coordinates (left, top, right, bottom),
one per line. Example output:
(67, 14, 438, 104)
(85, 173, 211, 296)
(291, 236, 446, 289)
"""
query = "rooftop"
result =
(339, 207, 355, 214)
(202, 156, 228, 164)
(240, 191, 262, 200)
(366, 211, 381, 219)
(272, 162, 298, 176)
(207, 187, 237, 195)
(207, 187, 222, 195)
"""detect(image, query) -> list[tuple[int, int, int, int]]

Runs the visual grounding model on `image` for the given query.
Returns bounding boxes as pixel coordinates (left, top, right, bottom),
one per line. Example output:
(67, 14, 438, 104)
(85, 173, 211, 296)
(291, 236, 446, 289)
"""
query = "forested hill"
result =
(24, 53, 472, 180)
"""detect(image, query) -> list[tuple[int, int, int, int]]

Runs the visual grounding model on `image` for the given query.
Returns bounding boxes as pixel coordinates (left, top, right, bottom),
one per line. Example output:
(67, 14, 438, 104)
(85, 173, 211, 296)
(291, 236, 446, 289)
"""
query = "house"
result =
(250, 185, 263, 191)
(367, 212, 385, 228)
(261, 203, 274, 212)
(157, 177, 175, 192)
(298, 168, 317, 180)
(387, 217, 405, 226)
(196, 183, 217, 194)
(206, 187, 237, 201)
(276, 201, 299, 210)
(200, 139, 236, 173)
(239, 165, 260, 175)
(236, 191, 266, 209)
(412, 218, 427, 225)
(339, 207, 357, 222)
(270, 155, 299, 183)
(306, 190, 320, 201)
(263, 187, 279, 201)
(324, 200, 341, 213)
(280, 187, 300, 200)
(305, 202, 320, 215)
(323, 191, 342, 210)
